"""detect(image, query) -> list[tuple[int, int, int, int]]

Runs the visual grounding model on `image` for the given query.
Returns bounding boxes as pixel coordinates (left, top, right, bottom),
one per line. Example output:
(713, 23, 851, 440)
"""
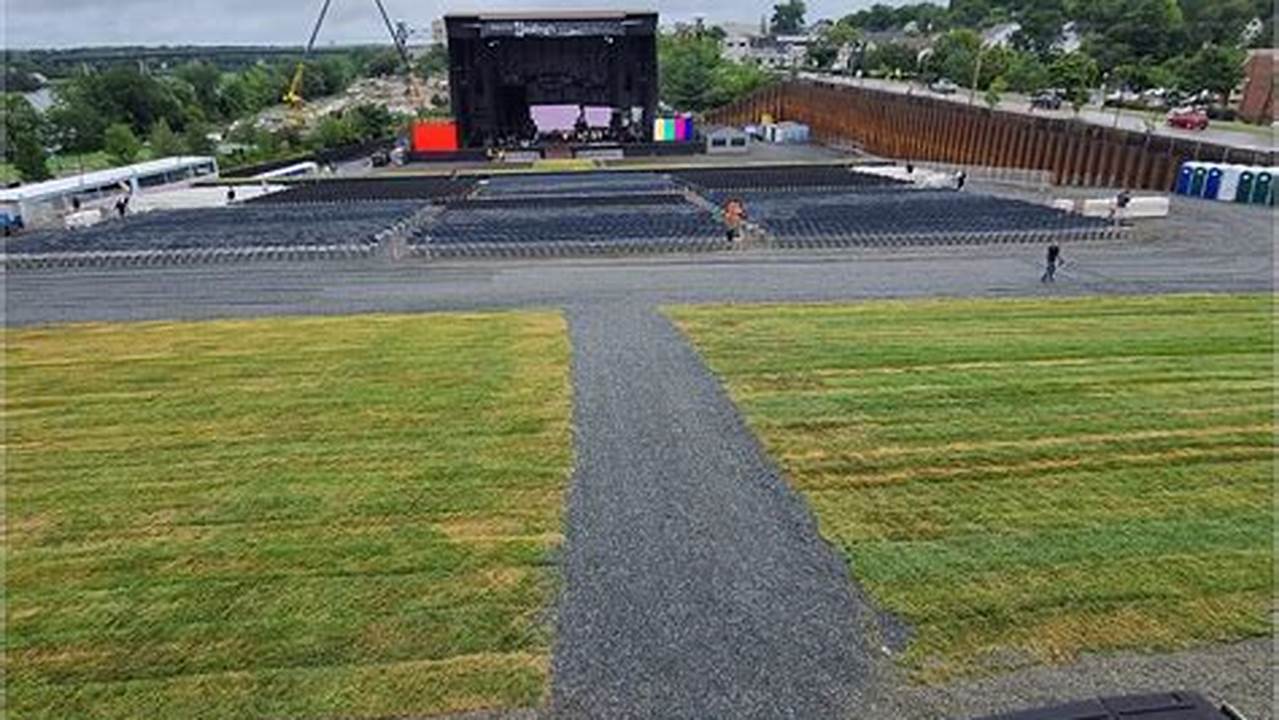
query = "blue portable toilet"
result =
(1235, 170, 1255, 203)
(1204, 165, 1224, 199)
(1175, 162, 1195, 195)
(1189, 164, 1209, 196)
(1252, 170, 1272, 205)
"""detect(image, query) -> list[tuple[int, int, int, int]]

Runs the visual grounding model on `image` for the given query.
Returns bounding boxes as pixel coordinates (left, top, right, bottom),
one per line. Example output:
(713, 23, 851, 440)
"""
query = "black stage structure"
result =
(445, 12, 659, 150)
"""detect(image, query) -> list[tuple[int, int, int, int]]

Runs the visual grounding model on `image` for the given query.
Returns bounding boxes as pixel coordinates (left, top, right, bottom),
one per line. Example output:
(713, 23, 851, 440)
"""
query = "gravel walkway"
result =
(550, 302, 887, 719)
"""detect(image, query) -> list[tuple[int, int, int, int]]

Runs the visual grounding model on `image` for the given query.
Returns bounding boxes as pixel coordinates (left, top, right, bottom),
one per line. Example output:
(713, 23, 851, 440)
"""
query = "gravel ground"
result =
(551, 303, 888, 719)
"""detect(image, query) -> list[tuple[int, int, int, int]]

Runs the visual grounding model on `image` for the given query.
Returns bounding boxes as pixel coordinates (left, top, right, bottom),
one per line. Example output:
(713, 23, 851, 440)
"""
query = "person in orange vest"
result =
(724, 198, 746, 242)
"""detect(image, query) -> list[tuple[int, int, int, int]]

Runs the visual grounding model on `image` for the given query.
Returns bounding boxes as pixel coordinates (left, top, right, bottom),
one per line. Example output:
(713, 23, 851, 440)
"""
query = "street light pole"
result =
(969, 43, 986, 106)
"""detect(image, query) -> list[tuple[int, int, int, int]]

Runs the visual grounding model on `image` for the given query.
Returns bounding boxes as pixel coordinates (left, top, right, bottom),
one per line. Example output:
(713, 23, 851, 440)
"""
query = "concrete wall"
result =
(706, 80, 1276, 191)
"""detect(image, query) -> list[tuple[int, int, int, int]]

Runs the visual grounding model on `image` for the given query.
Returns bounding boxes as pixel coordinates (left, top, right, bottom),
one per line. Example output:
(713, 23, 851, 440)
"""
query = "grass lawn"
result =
(5, 313, 573, 719)
(671, 294, 1274, 681)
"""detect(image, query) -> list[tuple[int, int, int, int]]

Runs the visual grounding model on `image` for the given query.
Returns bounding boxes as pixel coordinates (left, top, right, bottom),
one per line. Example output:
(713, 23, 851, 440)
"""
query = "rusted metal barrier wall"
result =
(707, 80, 1275, 191)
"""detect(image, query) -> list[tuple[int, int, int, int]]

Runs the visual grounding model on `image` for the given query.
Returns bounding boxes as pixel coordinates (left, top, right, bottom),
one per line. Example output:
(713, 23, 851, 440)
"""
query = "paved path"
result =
(551, 303, 882, 719)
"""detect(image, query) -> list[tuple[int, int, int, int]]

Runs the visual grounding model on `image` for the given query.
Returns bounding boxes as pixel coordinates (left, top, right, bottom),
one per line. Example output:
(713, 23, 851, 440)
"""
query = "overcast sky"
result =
(4, 0, 921, 48)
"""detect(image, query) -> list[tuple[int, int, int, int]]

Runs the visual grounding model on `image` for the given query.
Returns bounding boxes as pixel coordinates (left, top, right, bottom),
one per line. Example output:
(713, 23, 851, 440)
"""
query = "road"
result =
(801, 73, 1276, 154)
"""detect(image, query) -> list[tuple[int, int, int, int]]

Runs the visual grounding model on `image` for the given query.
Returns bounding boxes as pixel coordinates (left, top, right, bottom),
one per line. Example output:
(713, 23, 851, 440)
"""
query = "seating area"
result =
(415, 172, 725, 258)
(6, 202, 420, 255)
(247, 177, 475, 204)
(674, 165, 905, 192)
(705, 186, 1116, 247)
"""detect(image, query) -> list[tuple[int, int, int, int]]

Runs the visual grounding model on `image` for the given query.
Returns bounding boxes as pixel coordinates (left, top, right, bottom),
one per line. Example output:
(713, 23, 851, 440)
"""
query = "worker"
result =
(724, 198, 746, 242)
(1041, 243, 1062, 283)
(955, 170, 968, 191)
(1111, 189, 1132, 226)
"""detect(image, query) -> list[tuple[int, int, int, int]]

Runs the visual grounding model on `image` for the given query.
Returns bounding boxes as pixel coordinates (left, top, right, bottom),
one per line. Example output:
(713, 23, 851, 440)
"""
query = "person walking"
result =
(955, 170, 967, 191)
(1041, 243, 1062, 283)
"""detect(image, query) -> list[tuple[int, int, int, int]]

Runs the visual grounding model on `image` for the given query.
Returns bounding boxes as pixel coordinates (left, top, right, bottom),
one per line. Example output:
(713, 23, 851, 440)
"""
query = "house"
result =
(1238, 49, 1276, 124)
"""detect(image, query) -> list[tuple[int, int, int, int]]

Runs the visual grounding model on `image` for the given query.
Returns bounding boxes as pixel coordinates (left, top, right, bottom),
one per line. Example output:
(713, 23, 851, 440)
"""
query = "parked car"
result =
(1103, 89, 1141, 108)
(930, 78, 960, 95)
(1030, 90, 1063, 110)
(1167, 107, 1209, 131)
(0, 208, 23, 236)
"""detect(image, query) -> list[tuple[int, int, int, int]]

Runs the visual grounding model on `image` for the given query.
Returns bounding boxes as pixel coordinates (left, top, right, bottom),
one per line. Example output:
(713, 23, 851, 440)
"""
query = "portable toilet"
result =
(1235, 169, 1255, 203)
(1252, 170, 1272, 204)
(1203, 165, 1224, 199)
(1174, 162, 1195, 195)
(1216, 165, 1243, 203)
(1189, 164, 1209, 196)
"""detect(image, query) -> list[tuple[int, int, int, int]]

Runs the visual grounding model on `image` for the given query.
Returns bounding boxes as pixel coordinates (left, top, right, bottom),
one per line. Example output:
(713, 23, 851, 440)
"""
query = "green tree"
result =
(348, 103, 397, 141)
(48, 83, 108, 153)
(984, 75, 1008, 108)
(1049, 51, 1100, 111)
(1075, 0, 1183, 72)
(183, 121, 216, 156)
(1004, 50, 1049, 93)
(659, 33, 723, 110)
(925, 29, 981, 84)
(1179, 44, 1247, 103)
(4, 95, 52, 181)
(770, 0, 807, 34)
(866, 42, 920, 76)
(148, 118, 185, 157)
(104, 123, 142, 166)
(366, 50, 403, 77)
(175, 61, 224, 120)
(416, 45, 449, 79)
(308, 114, 359, 150)
(1012, 0, 1068, 56)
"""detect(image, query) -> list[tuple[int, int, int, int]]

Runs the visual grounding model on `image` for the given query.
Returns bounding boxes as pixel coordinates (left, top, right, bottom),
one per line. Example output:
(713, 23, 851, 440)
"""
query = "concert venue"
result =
(3, 6, 1275, 720)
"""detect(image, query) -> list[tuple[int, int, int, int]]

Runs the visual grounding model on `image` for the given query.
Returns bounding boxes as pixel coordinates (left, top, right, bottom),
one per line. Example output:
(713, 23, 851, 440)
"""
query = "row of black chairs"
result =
(248, 177, 475, 204)
(7, 202, 422, 254)
(674, 165, 905, 192)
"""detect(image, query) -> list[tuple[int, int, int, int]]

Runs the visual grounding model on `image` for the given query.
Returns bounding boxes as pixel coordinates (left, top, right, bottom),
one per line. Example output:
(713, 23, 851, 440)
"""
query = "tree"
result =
(659, 33, 723, 110)
(866, 42, 920, 76)
(1004, 51, 1049, 93)
(48, 83, 108, 154)
(104, 123, 142, 166)
(366, 50, 403, 78)
(4, 95, 51, 182)
(148, 118, 185, 157)
(985, 76, 1008, 108)
(1012, 0, 1068, 56)
(416, 45, 449, 79)
(183, 121, 216, 155)
(348, 103, 397, 141)
(1074, 0, 1183, 73)
(1179, 44, 1247, 103)
(770, 0, 806, 35)
(1049, 51, 1100, 111)
(924, 29, 981, 84)
(174, 61, 223, 120)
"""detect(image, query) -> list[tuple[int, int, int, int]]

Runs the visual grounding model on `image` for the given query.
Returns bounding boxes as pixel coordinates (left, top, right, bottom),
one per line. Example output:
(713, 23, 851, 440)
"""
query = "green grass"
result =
(5, 313, 573, 719)
(671, 294, 1274, 680)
